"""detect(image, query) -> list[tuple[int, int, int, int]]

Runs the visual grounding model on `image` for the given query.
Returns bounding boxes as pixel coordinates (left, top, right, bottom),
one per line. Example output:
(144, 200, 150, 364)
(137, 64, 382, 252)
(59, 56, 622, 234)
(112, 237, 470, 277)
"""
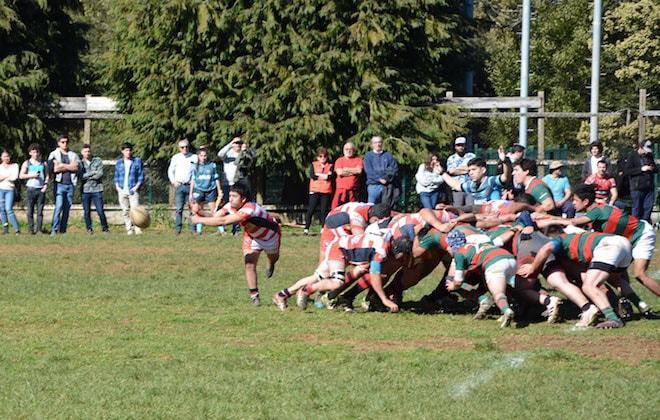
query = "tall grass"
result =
(0, 229, 657, 418)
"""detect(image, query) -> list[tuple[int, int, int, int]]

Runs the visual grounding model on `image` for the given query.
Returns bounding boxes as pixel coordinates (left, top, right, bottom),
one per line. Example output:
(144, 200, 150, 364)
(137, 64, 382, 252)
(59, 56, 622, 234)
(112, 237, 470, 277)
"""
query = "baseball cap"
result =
(641, 140, 653, 154)
(454, 137, 467, 146)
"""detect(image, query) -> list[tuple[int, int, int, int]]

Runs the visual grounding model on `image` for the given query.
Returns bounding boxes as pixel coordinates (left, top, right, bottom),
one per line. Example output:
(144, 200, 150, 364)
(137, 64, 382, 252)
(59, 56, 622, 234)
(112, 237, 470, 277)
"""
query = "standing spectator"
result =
(415, 151, 445, 209)
(114, 142, 145, 235)
(217, 136, 255, 234)
(585, 160, 625, 210)
(363, 135, 398, 205)
(542, 160, 575, 217)
(48, 134, 79, 235)
(331, 142, 362, 209)
(189, 146, 221, 235)
(79, 144, 109, 235)
(512, 158, 557, 214)
(446, 136, 476, 206)
(303, 147, 334, 236)
(626, 140, 657, 223)
(19, 143, 49, 234)
(0, 149, 21, 234)
(191, 183, 280, 307)
(168, 139, 198, 235)
(581, 141, 610, 181)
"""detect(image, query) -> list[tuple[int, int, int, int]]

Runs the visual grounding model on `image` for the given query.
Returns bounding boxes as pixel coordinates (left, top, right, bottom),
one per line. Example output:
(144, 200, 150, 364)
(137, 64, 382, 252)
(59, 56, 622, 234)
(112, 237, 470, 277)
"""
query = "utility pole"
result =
(589, 0, 603, 144)
(519, 0, 531, 148)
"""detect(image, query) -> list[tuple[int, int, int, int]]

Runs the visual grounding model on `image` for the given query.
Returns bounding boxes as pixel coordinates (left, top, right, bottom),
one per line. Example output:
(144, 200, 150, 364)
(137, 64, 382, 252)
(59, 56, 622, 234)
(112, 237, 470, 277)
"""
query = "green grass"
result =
(0, 227, 658, 418)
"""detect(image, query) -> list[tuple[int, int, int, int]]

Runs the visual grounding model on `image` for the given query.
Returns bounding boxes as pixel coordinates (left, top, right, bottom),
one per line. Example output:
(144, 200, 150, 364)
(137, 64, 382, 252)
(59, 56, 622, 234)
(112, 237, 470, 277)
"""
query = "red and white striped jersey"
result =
(220, 201, 280, 241)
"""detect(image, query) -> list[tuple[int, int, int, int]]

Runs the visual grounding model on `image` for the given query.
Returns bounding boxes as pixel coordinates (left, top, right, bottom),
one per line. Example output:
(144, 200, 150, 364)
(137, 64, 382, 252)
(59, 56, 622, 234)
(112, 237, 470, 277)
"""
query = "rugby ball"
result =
(129, 206, 151, 229)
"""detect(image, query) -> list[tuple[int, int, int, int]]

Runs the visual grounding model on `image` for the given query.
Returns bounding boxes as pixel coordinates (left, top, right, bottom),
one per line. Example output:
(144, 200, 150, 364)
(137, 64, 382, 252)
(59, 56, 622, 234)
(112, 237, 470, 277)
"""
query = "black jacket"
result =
(625, 150, 657, 191)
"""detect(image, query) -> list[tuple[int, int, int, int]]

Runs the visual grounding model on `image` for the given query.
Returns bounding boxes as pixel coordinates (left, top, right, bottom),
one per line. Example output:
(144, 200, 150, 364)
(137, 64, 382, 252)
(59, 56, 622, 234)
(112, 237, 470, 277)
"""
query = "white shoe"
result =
(498, 308, 515, 328)
(576, 304, 599, 327)
(296, 288, 310, 310)
(542, 296, 562, 323)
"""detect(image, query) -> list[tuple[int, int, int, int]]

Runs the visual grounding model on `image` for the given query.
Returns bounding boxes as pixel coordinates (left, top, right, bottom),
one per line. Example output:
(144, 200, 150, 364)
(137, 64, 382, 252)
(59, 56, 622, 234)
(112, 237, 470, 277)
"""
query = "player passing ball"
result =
(191, 183, 281, 307)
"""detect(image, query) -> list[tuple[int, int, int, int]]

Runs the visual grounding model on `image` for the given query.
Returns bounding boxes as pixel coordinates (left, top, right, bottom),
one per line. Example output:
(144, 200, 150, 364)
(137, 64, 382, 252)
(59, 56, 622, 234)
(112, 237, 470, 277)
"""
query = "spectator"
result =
(585, 160, 626, 210)
(303, 147, 334, 236)
(168, 139, 198, 235)
(190, 146, 221, 235)
(363, 135, 398, 205)
(625, 140, 657, 223)
(79, 144, 109, 235)
(512, 158, 557, 214)
(331, 142, 362, 209)
(541, 160, 575, 217)
(441, 147, 510, 205)
(415, 151, 445, 209)
(19, 143, 49, 234)
(48, 134, 79, 235)
(114, 142, 145, 235)
(446, 137, 476, 206)
(217, 136, 256, 234)
(0, 149, 21, 234)
(581, 141, 610, 181)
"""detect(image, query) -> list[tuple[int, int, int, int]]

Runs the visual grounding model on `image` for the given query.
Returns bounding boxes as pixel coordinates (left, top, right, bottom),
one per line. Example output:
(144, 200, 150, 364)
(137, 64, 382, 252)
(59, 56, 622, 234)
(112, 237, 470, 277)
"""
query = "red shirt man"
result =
(332, 142, 363, 208)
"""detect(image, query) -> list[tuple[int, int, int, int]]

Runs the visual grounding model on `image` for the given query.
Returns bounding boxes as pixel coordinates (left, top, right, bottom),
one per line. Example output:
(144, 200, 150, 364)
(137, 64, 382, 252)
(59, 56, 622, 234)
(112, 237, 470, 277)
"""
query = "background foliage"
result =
(0, 0, 658, 172)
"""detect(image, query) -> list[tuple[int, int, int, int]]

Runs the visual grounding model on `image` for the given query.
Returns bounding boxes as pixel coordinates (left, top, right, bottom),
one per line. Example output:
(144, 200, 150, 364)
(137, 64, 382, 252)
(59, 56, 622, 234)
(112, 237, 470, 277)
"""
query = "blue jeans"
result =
(175, 183, 193, 233)
(419, 191, 439, 210)
(0, 188, 19, 232)
(631, 189, 654, 223)
(367, 184, 383, 204)
(82, 191, 109, 231)
(52, 183, 74, 233)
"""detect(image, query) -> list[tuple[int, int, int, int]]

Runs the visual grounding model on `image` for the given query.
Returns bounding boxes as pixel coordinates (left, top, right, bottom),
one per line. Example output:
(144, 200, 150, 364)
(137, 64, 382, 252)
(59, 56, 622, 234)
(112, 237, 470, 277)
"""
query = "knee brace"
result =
(330, 270, 346, 284)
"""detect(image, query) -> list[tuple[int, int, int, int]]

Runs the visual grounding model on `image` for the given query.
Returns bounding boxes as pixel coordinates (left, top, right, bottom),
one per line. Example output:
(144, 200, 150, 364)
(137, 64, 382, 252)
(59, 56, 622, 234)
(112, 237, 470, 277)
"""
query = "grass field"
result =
(0, 223, 658, 419)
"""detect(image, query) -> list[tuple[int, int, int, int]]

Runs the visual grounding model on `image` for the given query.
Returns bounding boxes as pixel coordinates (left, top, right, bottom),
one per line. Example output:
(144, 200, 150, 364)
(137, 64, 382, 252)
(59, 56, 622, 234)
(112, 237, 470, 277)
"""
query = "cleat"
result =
(542, 296, 562, 323)
(595, 318, 624, 329)
(473, 296, 494, 320)
(617, 297, 633, 321)
(314, 292, 326, 309)
(336, 295, 355, 313)
(297, 288, 310, 310)
(251, 295, 261, 307)
(320, 293, 337, 310)
(576, 304, 599, 327)
(638, 301, 653, 318)
(272, 294, 287, 311)
(498, 308, 515, 328)
(265, 262, 276, 278)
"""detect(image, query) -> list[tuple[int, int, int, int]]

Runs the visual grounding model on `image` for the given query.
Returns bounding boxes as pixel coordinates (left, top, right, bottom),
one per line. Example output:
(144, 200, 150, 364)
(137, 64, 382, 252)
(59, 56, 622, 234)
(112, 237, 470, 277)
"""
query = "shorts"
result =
(591, 235, 632, 270)
(484, 257, 517, 284)
(466, 234, 491, 245)
(242, 231, 281, 255)
(192, 189, 218, 204)
(631, 220, 656, 262)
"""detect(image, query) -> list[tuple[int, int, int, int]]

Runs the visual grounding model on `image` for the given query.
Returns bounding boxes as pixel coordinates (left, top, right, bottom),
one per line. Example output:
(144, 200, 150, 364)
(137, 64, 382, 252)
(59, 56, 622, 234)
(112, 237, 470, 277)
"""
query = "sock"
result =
(496, 296, 510, 314)
(303, 284, 315, 294)
(249, 288, 259, 298)
(343, 278, 369, 300)
(543, 296, 551, 306)
(581, 303, 592, 312)
(601, 305, 620, 321)
(279, 289, 291, 298)
(344, 268, 361, 285)
(625, 293, 641, 307)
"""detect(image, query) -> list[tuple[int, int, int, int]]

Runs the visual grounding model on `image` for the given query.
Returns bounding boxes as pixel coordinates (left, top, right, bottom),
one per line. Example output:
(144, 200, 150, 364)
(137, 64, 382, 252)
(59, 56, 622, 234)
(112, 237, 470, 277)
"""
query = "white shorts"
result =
(467, 234, 492, 245)
(592, 235, 633, 269)
(484, 258, 518, 283)
(243, 232, 281, 255)
(632, 220, 656, 262)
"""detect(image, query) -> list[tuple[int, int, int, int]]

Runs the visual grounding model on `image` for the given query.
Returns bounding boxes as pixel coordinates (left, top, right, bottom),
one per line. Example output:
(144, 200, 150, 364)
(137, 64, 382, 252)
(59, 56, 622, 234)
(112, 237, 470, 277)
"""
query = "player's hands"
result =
(517, 263, 536, 278)
(383, 298, 399, 313)
(445, 279, 461, 291)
